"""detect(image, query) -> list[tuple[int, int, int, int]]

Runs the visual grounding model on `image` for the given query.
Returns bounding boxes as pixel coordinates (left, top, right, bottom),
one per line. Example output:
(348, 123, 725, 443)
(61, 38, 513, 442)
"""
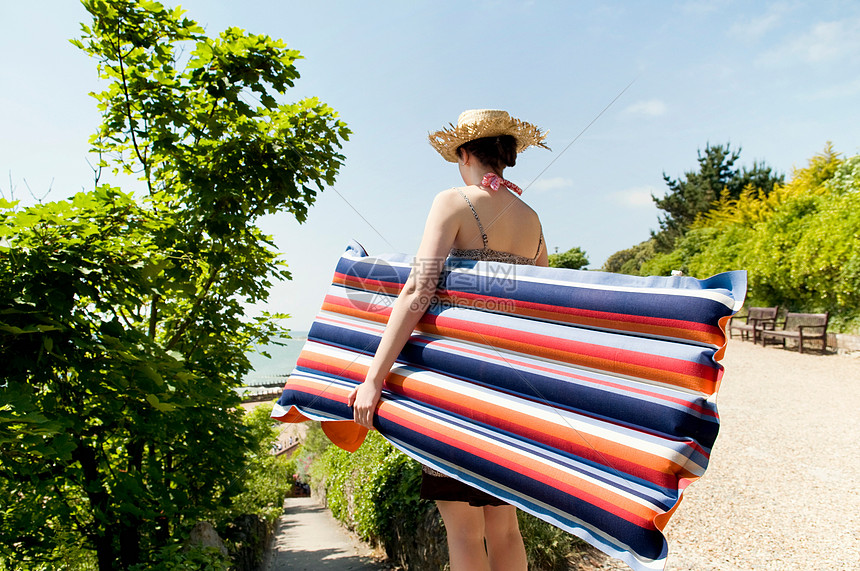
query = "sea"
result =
(239, 331, 309, 397)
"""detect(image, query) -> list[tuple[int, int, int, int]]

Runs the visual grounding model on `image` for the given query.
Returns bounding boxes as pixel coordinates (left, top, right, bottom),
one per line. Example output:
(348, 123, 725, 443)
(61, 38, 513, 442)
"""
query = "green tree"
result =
(0, 0, 348, 569)
(638, 147, 860, 331)
(653, 143, 782, 250)
(601, 239, 657, 274)
(548, 246, 589, 270)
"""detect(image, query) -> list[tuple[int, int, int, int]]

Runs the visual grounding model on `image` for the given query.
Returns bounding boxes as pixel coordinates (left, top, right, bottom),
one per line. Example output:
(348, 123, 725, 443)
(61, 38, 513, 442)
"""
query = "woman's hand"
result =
(347, 381, 383, 429)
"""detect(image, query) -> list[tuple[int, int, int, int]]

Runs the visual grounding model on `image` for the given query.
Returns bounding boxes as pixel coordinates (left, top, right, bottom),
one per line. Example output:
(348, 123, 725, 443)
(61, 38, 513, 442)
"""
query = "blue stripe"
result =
(378, 412, 670, 560)
(383, 393, 679, 509)
(335, 251, 742, 325)
(309, 320, 721, 448)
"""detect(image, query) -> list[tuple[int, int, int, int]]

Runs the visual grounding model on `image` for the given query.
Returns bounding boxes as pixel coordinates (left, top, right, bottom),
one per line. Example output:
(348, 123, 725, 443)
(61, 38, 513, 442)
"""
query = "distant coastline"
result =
(243, 332, 309, 386)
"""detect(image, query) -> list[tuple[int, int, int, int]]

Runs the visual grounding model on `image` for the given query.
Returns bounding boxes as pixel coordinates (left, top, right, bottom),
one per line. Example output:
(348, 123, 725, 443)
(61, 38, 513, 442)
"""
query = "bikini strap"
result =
(456, 188, 489, 248)
(533, 228, 544, 262)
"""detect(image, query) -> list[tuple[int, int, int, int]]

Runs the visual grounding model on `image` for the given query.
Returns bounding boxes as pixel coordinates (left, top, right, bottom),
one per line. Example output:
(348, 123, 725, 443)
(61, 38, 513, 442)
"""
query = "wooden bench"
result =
(760, 312, 829, 354)
(729, 306, 779, 344)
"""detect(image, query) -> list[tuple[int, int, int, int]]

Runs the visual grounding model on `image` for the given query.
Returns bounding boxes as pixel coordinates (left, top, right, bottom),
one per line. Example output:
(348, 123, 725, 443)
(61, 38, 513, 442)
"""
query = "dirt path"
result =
(264, 496, 393, 570)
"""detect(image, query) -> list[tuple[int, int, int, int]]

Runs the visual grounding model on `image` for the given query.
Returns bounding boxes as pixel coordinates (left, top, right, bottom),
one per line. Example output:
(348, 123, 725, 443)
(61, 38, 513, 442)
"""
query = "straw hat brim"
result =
(428, 113, 550, 163)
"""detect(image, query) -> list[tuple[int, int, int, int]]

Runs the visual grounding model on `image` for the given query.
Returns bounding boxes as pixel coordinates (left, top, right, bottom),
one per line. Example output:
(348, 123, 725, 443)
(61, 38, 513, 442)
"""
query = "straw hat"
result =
(428, 109, 550, 163)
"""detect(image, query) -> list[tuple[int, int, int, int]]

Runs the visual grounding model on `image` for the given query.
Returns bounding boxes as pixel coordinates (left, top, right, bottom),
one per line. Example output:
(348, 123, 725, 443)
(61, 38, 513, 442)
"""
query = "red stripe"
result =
(386, 374, 693, 487)
(333, 271, 725, 345)
(408, 334, 718, 421)
(286, 377, 349, 404)
(440, 289, 718, 335)
(381, 406, 658, 528)
(302, 336, 714, 460)
(309, 314, 718, 423)
(421, 314, 718, 394)
(321, 293, 718, 393)
(293, 348, 703, 485)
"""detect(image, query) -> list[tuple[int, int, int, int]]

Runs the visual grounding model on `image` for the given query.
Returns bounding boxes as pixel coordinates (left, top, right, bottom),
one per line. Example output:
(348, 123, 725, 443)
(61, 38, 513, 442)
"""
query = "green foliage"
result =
(517, 511, 588, 571)
(637, 248, 688, 278)
(652, 143, 783, 250)
(128, 544, 231, 571)
(309, 431, 441, 565)
(0, 1, 348, 569)
(601, 238, 657, 274)
(636, 148, 860, 332)
(291, 421, 332, 482)
(224, 403, 293, 526)
(548, 246, 589, 270)
(310, 430, 426, 544)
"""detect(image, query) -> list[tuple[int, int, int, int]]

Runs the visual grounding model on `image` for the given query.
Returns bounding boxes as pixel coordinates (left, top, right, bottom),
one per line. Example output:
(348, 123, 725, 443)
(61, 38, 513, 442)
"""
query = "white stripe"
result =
(385, 399, 671, 516)
(340, 249, 738, 311)
(442, 261, 737, 309)
(324, 283, 718, 359)
(409, 329, 720, 407)
(388, 362, 707, 474)
(299, 339, 705, 479)
(316, 305, 719, 398)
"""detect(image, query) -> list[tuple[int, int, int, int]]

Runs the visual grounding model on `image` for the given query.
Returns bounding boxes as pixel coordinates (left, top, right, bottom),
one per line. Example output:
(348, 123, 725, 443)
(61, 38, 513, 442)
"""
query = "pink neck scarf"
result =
(481, 172, 523, 196)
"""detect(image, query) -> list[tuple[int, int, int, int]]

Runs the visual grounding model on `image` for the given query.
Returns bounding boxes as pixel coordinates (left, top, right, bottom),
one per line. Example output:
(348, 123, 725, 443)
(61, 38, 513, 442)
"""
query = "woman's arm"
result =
(348, 190, 462, 428)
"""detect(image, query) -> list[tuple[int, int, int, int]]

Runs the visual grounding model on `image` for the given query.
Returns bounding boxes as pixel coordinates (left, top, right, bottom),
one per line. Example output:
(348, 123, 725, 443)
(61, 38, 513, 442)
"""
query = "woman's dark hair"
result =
(457, 135, 517, 173)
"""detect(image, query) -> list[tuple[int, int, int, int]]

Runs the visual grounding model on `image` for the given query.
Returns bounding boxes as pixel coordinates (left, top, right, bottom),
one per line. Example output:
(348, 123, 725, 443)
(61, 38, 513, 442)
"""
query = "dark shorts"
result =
(420, 471, 508, 507)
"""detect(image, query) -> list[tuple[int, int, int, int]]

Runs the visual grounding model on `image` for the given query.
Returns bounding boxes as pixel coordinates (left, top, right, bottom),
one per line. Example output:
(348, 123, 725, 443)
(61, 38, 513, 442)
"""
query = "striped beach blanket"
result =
(272, 241, 746, 570)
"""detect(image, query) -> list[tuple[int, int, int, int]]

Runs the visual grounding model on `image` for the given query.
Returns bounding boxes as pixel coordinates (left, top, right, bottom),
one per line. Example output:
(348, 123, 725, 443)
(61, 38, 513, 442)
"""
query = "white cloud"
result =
(729, 3, 788, 40)
(623, 99, 667, 117)
(609, 186, 659, 208)
(530, 177, 574, 192)
(757, 18, 860, 66)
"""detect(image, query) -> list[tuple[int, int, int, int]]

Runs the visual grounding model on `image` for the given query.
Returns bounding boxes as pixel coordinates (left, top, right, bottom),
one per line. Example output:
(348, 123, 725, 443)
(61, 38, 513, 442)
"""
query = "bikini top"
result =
(448, 188, 543, 266)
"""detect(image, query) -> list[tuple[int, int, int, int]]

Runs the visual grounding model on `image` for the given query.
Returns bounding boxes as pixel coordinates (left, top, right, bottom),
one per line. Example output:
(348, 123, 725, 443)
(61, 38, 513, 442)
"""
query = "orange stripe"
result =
(384, 371, 697, 483)
(332, 273, 725, 346)
(380, 403, 660, 528)
(411, 335, 717, 420)
(419, 320, 718, 394)
(287, 365, 679, 526)
(436, 291, 723, 346)
(320, 296, 717, 394)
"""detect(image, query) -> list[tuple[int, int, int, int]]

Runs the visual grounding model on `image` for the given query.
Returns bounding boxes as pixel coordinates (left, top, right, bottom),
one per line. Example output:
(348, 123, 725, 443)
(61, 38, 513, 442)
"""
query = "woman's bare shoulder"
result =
(430, 187, 470, 209)
(435, 185, 469, 197)
(514, 194, 542, 223)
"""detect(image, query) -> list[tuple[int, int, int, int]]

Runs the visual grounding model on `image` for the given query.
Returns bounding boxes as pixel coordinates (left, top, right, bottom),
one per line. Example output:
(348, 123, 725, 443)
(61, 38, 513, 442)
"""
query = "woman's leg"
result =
(483, 505, 527, 571)
(436, 500, 490, 571)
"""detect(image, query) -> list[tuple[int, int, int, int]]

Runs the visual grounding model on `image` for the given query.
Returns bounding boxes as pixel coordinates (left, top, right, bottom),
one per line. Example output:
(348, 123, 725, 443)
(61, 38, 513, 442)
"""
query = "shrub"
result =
(518, 510, 589, 571)
(128, 544, 231, 571)
(222, 403, 293, 526)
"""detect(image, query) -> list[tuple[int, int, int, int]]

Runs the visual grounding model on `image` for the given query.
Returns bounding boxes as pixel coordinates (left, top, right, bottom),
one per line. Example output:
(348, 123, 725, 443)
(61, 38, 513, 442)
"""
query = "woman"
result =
(348, 109, 549, 571)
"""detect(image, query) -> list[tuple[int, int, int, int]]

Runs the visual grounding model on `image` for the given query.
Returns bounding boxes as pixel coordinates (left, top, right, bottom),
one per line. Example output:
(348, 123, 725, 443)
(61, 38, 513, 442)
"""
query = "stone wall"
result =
(830, 333, 860, 353)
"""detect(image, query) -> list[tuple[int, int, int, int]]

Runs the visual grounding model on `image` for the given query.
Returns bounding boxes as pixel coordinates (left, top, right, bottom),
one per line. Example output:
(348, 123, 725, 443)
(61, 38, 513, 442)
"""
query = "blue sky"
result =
(2, 1, 859, 330)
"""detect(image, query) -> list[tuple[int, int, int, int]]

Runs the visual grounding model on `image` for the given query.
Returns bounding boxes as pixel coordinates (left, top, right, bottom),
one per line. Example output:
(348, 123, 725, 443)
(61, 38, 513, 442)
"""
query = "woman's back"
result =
(447, 185, 544, 264)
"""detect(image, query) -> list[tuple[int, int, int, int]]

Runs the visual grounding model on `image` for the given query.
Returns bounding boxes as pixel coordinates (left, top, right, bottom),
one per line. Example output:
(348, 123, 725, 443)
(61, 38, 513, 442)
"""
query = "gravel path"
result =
(595, 340, 860, 570)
